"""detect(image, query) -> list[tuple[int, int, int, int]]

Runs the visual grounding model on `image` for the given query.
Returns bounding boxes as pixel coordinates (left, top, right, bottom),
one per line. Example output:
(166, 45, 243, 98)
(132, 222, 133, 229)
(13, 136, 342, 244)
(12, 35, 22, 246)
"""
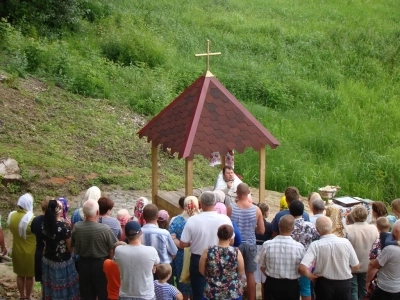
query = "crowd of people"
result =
(1, 166, 400, 300)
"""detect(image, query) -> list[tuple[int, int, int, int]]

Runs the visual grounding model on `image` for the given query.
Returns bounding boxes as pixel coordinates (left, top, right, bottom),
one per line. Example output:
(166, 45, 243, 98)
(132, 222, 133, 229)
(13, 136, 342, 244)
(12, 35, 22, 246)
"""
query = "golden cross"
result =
(195, 40, 221, 72)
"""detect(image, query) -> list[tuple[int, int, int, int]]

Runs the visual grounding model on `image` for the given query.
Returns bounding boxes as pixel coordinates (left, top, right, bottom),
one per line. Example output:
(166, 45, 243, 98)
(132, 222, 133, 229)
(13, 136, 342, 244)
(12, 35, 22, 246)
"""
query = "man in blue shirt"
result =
(272, 186, 310, 238)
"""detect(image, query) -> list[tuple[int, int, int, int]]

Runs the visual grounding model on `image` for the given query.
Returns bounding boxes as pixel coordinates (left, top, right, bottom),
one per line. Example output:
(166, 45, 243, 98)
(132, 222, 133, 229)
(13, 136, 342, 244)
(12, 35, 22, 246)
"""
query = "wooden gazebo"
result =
(138, 42, 280, 214)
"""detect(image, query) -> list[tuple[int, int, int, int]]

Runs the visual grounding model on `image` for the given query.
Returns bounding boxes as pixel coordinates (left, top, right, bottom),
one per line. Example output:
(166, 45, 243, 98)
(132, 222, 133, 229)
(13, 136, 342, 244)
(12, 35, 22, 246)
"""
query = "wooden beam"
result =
(151, 141, 158, 205)
(259, 146, 266, 203)
(185, 158, 194, 196)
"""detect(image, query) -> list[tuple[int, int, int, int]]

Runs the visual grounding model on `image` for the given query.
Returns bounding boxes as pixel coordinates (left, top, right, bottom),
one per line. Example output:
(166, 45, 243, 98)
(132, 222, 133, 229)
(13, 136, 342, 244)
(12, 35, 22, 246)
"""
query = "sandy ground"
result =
(0, 188, 309, 299)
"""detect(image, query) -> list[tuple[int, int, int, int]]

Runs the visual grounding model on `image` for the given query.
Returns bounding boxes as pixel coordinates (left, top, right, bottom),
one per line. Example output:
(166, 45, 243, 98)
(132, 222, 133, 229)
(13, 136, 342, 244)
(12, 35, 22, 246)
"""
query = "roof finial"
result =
(195, 40, 221, 77)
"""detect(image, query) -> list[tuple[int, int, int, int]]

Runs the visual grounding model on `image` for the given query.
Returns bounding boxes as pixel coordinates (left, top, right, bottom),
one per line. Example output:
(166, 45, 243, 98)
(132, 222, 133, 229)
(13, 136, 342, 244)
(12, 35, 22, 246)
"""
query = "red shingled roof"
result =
(138, 73, 280, 159)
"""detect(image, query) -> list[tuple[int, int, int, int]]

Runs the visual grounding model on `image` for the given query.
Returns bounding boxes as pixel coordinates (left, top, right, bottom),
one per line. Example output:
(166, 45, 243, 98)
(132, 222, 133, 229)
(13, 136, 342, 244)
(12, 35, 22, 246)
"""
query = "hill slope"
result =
(0, 73, 218, 214)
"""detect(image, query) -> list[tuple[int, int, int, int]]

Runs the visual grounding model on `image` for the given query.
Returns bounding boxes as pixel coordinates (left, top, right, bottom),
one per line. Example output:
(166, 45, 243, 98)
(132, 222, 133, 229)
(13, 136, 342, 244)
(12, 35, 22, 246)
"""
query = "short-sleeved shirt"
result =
(43, 221, 72, 262)
(141, 224, 178, 264)
(376, 245, 400, 293)
(180, 212, 233, 255)
(103, 259, 121, 300)
(300, 234, 359, 280)
(154, 281, 179, 300)
(114, 244, 160, 299)
(71, 220, 116, 258)
(291, 218, 319, 250)
(272, 210, 310, 234)
(99, 216, 122, 240)
(255, 235, 305, 279)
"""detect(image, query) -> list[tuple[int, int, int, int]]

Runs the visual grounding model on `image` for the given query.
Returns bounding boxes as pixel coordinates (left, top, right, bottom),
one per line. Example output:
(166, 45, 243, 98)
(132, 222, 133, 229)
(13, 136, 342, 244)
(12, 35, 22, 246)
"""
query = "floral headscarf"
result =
(134, 197, 149, 226)
(182, 196, 200, 220)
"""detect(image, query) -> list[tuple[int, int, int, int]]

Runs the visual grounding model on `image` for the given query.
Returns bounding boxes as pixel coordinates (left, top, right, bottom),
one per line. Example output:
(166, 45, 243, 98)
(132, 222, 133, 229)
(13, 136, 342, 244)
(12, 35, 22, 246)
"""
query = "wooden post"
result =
(220, 154, 226, 170)
(185, 158, 194, 196)
(151, 141, 158, 205)
(259, 146, 266, 203)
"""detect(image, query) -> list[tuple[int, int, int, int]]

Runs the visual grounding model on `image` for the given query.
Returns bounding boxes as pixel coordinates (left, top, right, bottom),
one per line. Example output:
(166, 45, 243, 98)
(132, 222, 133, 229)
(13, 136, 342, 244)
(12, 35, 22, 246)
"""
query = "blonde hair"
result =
(156, 264, 172, 280)
(376, 217, 391, 232)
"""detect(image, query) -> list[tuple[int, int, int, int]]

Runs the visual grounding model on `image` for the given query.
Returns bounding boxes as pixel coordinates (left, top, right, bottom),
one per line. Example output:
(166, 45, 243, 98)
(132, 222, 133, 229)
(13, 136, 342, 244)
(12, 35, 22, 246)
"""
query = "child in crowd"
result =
(157, 210, 170, 229)
(154, 264, 183, 300)
(346, 213, 354, 225)
(103, 241, 127, 300)
(255, 203, 273, 299)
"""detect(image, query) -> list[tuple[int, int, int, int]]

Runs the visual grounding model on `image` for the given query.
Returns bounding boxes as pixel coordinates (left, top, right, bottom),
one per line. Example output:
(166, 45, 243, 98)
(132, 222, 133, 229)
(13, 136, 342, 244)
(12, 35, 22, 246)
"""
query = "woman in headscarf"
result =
(116, 209, 133, 242)
(42, 200, 79, 299)
(168, 196, 200, 300)
(133, 197, 150, 226)
(7, 193, 36, 300)
(71, 186, 101, 226)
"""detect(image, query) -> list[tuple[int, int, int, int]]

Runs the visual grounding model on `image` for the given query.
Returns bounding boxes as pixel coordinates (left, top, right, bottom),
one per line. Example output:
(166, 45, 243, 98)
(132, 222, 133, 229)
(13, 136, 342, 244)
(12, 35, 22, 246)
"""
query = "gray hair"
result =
(82, 199, 99, 217)
(312, 199, 325, 213)
(200, 191, 216, 207)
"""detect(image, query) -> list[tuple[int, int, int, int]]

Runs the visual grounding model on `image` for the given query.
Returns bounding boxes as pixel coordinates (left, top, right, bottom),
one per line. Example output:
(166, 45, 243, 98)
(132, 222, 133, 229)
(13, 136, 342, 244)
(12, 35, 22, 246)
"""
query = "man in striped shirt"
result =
(141, 204, 177, 266)
(299, 216, 360, 300)
(229, 183, 265, 300)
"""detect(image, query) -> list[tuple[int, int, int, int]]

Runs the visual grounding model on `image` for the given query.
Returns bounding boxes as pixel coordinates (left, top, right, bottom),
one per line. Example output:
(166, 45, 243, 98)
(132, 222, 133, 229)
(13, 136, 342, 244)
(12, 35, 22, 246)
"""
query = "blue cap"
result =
(125, 221, 141, 237)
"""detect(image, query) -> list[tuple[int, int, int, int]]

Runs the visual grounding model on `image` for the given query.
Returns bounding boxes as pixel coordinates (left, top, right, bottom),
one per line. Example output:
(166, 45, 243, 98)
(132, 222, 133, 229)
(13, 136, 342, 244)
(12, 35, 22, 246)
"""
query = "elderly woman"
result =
(346, 206, 379, 300)
(7, 193, 36, 300)
(134, 197, 149, 226)
(42, 200, 80, 299)
(199, 224, 244, 300)
(98, 196, 122, 240)
(116, 209, 133, 241)
(71, 186, 101, 225)
(168, 196, 200, 300)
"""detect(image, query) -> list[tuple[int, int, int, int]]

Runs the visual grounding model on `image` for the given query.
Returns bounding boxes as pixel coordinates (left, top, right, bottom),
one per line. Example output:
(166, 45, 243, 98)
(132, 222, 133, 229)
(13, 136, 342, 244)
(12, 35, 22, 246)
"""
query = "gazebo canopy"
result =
(138, 71, 280, 158)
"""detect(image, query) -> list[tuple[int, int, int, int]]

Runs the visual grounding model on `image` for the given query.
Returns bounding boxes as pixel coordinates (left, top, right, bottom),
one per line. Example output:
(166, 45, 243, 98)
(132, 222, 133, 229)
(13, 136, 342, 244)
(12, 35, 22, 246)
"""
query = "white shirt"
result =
(300, 234, 359, 280)
(214, 171, 242, 193)
(180, 211, 233, 255)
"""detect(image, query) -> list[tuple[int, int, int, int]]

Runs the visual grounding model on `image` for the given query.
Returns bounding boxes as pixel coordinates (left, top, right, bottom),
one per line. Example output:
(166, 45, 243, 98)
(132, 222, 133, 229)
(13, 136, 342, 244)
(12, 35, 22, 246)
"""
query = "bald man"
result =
(367, 220, 400, 299)
(255, 215, 304, 300)
(299, 216, 359, 300)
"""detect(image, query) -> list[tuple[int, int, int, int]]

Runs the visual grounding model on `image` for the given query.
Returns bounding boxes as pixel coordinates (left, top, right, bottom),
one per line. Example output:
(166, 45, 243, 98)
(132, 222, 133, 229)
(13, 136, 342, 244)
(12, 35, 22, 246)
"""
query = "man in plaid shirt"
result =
(255, 215, 305, 300)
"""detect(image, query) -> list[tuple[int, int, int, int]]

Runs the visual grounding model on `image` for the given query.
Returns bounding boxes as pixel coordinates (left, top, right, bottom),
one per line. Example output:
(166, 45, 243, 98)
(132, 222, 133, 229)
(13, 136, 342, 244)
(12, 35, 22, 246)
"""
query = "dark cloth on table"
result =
(31, 215, 45, 282)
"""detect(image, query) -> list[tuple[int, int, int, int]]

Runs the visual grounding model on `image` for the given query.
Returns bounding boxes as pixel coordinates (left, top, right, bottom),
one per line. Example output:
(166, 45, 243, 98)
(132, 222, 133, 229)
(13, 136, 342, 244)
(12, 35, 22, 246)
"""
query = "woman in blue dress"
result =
(169, 196, 200, 300)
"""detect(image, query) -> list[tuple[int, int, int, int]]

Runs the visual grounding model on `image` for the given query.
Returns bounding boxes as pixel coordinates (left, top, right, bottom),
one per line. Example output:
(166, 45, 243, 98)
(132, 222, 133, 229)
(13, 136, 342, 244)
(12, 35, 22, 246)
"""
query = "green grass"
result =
(0, 0, 400, 203)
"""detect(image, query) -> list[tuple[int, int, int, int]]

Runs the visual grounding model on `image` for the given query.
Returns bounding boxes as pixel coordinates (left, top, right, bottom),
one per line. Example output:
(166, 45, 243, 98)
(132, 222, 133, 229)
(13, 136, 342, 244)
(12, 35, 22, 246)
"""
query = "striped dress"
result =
(231, 204, 257, 245)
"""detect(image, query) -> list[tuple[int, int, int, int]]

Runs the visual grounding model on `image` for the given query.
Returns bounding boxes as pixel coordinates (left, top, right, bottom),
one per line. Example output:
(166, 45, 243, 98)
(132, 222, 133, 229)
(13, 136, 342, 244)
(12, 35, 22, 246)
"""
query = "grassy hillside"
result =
(1, 0, 400, 202)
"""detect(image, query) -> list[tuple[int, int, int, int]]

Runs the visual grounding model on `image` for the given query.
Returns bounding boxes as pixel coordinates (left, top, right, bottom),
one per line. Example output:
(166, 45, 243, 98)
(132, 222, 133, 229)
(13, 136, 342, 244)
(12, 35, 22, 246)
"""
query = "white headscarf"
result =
(7, 193, 34, 239)
(82, 186, 101, 205)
